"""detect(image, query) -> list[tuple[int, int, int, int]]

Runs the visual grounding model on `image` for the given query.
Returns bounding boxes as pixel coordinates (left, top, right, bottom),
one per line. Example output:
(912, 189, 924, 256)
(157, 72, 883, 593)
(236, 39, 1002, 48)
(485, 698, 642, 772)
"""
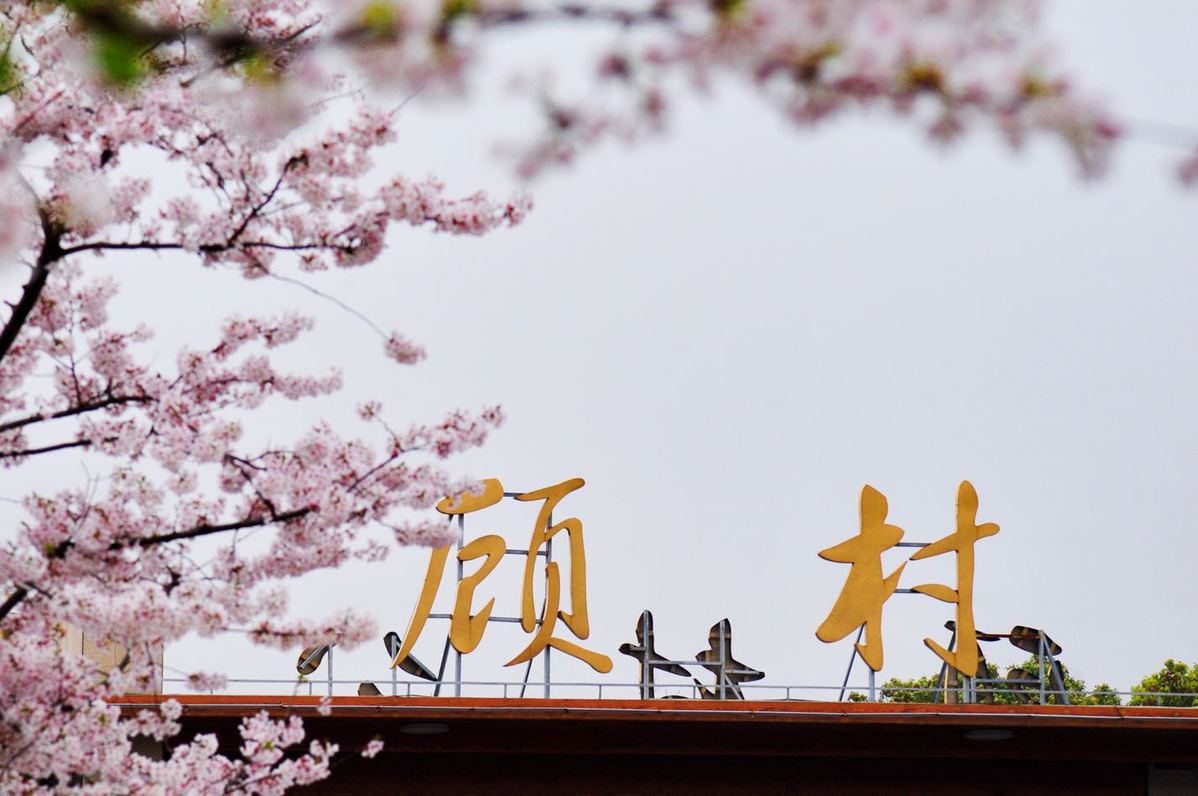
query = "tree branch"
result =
(0, 586, 28, 623)
(59, 237, 353, 259)
(58, 240, 183, 257)
(123, 507, 312, 549)
(7, 504, 318, 626)
(0, 213, 61, 365)
(0, 439, 92, 459)
(0, 394, 151, 435)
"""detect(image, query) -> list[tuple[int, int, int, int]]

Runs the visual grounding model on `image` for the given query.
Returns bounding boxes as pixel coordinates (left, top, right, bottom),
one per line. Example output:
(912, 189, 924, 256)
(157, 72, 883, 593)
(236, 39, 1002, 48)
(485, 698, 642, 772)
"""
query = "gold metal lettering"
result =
(505, 561, 613, 674)
(516, 479, 588, 636)
(391, 545, 451, 670)
(814, 485, 907, 671)
(436, 478, 504, 515)
(395, 476, 611, 675)
(450, 535, 505, 654)
(909, 480, 999, 677)
(509, 478, 611, 672)
(393, 479, 506, 669)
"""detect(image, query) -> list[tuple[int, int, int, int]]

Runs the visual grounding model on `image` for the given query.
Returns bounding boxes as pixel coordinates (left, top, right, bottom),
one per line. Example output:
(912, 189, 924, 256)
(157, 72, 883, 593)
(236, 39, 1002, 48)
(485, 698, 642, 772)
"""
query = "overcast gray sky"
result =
(11, 0, 1198, 698)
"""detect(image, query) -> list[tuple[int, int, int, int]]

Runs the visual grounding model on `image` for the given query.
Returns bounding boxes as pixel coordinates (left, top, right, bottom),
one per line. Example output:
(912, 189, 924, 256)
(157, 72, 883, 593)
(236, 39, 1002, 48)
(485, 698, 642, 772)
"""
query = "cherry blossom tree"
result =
(0, 0, 1128, 792)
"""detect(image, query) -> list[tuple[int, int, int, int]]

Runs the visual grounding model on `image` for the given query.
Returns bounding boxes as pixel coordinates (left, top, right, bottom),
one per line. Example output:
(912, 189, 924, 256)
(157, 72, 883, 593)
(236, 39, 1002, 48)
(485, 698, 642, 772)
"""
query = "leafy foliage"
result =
(1129, 659, 1198, 707)
(881, 673, 943, 703)
(881, 657, 1121, 706)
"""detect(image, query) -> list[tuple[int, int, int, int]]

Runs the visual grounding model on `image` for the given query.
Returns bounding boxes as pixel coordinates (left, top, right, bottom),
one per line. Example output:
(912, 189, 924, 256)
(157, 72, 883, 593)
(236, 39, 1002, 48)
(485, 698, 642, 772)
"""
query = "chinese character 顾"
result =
(390, 477, 612, 675)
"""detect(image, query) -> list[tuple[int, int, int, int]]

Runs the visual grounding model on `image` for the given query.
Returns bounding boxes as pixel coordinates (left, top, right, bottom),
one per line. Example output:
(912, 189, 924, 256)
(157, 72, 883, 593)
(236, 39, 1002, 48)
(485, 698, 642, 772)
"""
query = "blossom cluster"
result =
(518, 0, 1121, 178)
(0, 265, 501, 790)
(0, 2, 520, 782)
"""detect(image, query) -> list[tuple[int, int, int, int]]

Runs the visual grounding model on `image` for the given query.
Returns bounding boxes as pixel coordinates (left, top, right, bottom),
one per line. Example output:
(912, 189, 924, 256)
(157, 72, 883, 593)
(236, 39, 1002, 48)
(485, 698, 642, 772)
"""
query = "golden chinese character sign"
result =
(284, 471, 1055, 702)
(815, 480, 999, 677)
(814, 485, 907, 672)
(390, 477, 613, 676)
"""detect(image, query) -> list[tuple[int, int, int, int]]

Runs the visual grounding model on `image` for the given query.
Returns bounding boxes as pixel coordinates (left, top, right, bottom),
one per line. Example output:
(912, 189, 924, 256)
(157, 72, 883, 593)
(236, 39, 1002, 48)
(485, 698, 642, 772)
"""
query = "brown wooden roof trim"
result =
(112, 695, 1198, 730)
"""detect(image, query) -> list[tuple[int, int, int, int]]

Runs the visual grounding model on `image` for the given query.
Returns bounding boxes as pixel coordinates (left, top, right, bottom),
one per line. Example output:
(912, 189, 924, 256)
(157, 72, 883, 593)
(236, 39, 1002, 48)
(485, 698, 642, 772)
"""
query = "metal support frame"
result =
(1042, 635, 1069, 705)
(640, 610, 650, 699)
(410, 490, 557, 700)
(831, 539, 1066, 707)
(297, 645, 336, 697)
(835, 616, 1069, 707)
(718, 621, 728, 699)
(939, 628, 1067, 705)
(623, 614, 760, 700)
(455, 513, 464, 698)
(1038, 633, 1046, 705)
(837, 625, 866, 702)
(933, 625, 956, 704)
(544, 514, 553, 699)
(834, 542, 936, 703)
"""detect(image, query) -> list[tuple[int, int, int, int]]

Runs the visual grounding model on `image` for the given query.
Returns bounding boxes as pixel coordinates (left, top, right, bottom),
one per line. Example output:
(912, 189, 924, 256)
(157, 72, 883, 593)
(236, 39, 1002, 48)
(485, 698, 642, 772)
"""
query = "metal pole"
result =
(519, 590, 549, 699)
(544, 523, 553, 699)
(718, 621, 727, 700)
(640, 610, 651, 699)
(1038, 633, 1046, 705)
(455, 514, 464, 698)
(1044, 643, 1070, 706)
(327, 647, 333, 697)
(868, 669, 876, 702)
(837, 625, 865, 702)
(391, 663, 397, 697)
(519, 657, 534, 698)
(433, 637, 451, 697)
(939, 627, 957, 705)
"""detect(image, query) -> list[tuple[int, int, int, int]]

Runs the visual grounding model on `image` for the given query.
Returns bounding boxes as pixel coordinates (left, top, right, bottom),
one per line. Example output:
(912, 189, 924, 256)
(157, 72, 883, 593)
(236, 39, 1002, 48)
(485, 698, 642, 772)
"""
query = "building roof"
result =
(115, 695, 1198, 765)
(113, 697, 1198, 793)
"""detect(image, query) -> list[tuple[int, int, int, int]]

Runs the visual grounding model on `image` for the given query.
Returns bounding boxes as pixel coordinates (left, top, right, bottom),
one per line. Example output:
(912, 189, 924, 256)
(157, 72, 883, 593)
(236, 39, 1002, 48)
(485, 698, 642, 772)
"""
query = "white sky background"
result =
(9, 0, 1198, 697)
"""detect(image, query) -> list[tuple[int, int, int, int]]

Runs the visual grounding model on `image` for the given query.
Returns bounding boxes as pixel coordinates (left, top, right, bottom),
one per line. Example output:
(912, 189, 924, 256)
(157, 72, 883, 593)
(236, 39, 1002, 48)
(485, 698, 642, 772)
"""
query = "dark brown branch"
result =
(0, 213, 61, 365)
(60, 238, 353, 258)
(234, 241, 354, 253)
(32, 506, 313, 567)
(222, 159, 298, 247)
(0, 439, 92, 459)
(0, 394, 151, 435)
(59, 240, 183, 257)
(124, 507, 312, 548)
(346, 453, 401, 493)
(0, 586, 28, 623)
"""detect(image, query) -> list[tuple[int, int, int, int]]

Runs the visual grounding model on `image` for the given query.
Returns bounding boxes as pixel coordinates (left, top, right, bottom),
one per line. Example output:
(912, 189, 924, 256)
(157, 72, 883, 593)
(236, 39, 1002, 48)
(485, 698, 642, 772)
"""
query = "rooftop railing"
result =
(158, 675, 1198, 707)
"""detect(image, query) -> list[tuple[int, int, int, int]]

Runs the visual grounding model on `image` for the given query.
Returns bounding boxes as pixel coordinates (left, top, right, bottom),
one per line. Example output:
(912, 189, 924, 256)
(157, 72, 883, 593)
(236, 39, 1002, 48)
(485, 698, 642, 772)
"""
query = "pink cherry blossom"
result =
(384, 332, 427, 365)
